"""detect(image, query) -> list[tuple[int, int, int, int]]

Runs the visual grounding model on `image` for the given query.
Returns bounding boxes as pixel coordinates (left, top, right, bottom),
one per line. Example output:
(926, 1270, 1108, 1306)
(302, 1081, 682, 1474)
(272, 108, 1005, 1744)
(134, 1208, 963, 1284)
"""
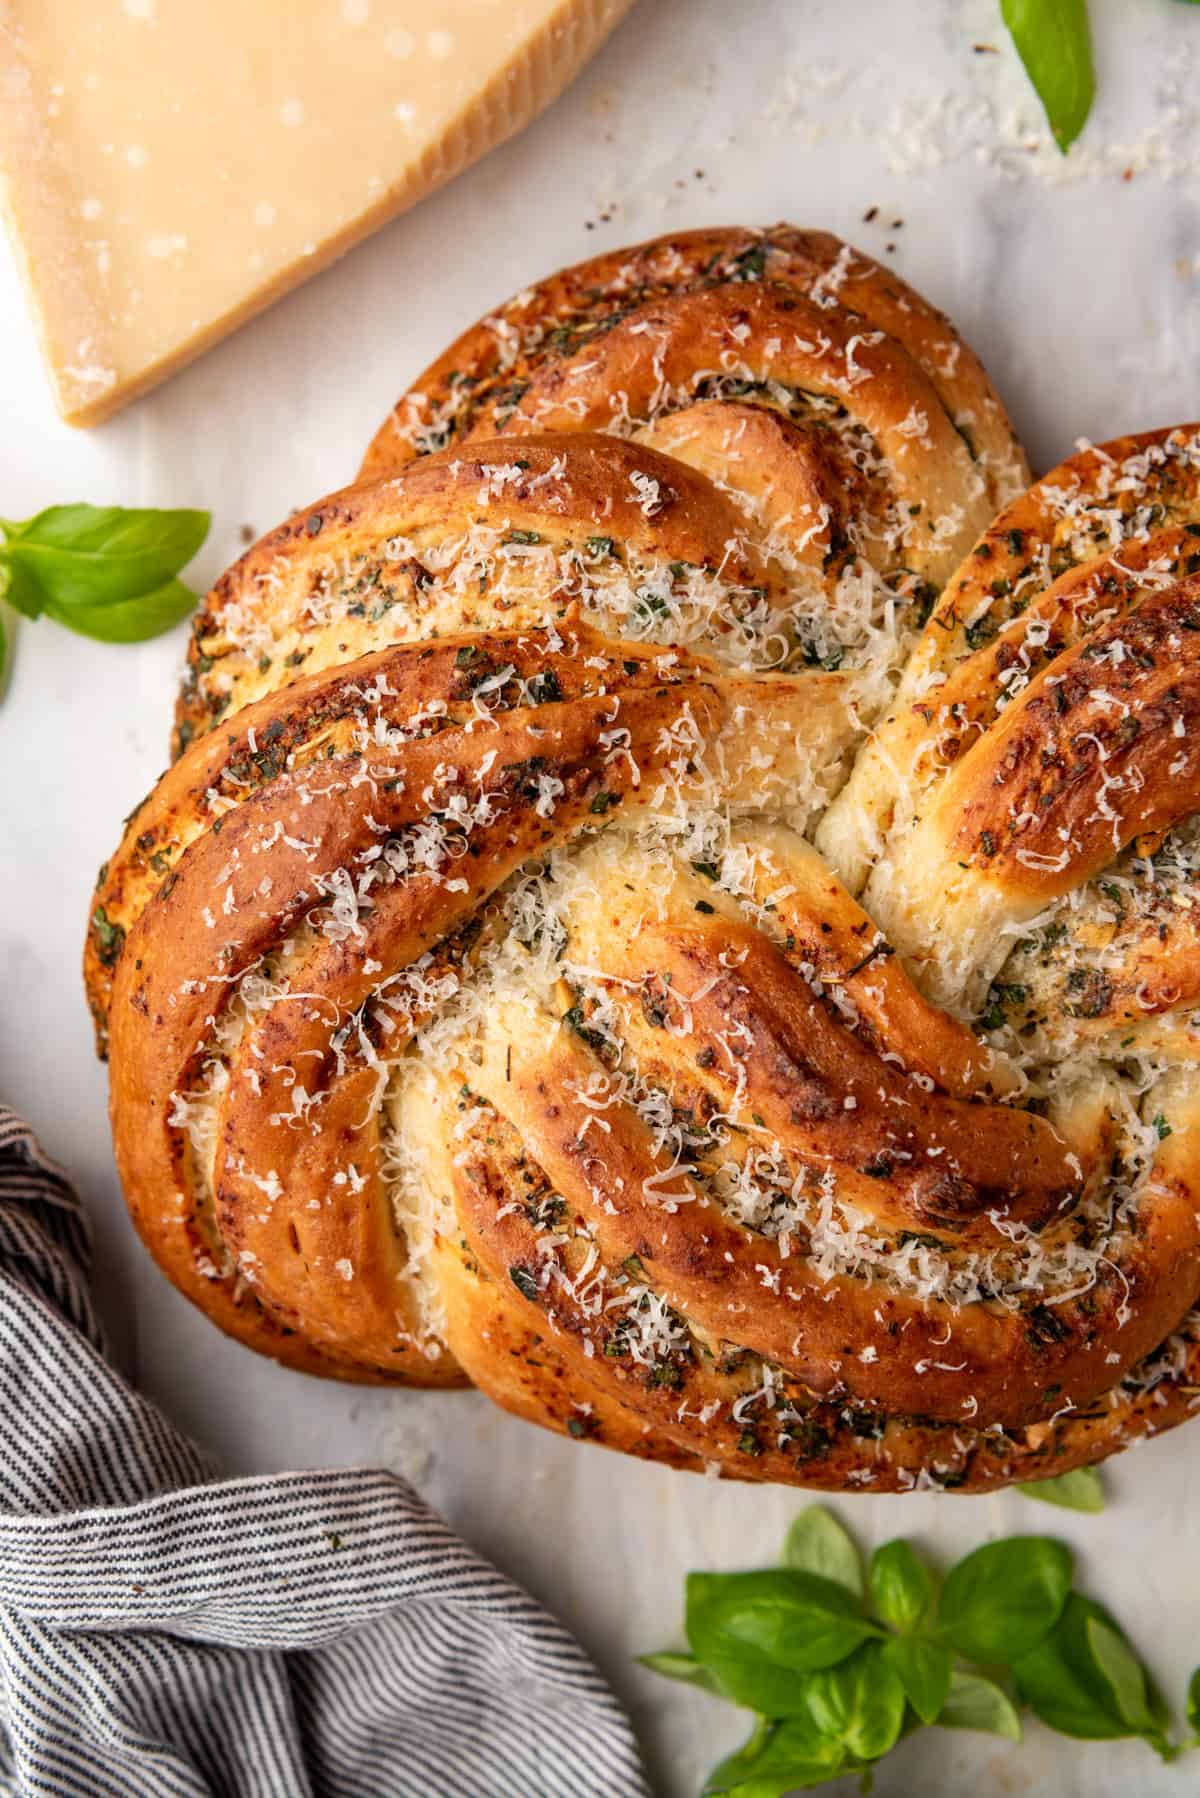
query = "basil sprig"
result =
(0, 503, 210, 682)
(1000, 0, 1095, 153)
(642, 1507, 1200, 1793)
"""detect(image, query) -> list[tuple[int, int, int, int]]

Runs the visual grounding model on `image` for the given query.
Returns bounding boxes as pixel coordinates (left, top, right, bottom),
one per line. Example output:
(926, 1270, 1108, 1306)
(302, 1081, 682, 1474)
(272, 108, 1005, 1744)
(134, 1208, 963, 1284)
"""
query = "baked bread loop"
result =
(87, 232, 1200, 1491)
(361, 224, 1028, 518)
(90, 377, 922, 1387)
(824, 427, 1200, 1011)
(352, 225, 1032, 734)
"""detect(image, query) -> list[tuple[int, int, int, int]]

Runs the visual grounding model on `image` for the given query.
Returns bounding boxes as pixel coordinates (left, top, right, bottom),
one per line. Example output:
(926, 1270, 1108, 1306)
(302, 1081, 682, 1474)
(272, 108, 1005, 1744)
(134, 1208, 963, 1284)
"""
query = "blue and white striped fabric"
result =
(0, 1107, 651, 1797)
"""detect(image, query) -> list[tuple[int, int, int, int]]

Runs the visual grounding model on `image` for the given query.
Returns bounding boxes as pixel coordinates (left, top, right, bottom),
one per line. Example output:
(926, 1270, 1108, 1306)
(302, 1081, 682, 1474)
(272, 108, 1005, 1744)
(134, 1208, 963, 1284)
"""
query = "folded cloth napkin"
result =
(0, 1107, 652, 1798)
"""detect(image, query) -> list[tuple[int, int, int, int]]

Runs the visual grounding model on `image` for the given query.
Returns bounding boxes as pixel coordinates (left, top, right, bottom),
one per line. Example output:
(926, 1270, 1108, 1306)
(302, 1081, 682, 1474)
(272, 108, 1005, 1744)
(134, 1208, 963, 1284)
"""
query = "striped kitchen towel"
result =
(0, 1107, 652, 1798)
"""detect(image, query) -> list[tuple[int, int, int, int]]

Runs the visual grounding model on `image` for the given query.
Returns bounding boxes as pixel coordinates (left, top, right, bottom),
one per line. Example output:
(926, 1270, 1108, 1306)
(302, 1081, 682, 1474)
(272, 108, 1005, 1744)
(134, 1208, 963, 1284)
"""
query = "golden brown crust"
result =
(360, 224, 1027, 516)
(447, 1076, 1200, 1492)
(819, 425, 1200, 899)
(96, 620, 737, 1378)
(943, 577, 1200, 890)
(171, 434, 785, 758)
(87, 230, 1200, 1493)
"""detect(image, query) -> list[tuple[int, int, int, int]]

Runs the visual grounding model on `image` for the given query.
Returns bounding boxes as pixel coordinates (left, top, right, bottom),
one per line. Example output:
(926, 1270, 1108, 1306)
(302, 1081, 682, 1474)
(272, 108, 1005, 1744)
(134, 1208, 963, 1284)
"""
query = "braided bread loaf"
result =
(86, 228, 1200, 1491)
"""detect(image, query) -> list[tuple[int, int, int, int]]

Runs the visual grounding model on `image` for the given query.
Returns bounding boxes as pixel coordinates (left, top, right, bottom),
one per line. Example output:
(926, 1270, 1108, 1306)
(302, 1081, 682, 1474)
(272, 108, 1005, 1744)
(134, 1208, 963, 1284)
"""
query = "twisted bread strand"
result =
(86, 232, 1200, 1491)
(176, 228, 1029, 756)
(360, 223, 1027, 516)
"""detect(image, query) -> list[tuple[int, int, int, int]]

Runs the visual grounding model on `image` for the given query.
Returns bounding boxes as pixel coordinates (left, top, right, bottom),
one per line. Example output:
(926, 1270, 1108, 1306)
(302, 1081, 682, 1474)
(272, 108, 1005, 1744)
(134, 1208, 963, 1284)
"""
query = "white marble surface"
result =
(4, 2, 1200, 1793)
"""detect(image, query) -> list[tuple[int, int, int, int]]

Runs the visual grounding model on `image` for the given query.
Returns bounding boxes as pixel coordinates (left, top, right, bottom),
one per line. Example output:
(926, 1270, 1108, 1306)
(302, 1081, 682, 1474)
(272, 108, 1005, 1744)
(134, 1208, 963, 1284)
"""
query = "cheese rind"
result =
(0, 0, 634, 426)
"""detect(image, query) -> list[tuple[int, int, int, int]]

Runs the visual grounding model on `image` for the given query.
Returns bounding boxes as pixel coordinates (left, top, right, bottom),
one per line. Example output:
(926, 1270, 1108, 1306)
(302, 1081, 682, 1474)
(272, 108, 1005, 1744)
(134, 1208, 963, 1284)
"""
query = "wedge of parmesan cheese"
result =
(0, 0, 633, 425)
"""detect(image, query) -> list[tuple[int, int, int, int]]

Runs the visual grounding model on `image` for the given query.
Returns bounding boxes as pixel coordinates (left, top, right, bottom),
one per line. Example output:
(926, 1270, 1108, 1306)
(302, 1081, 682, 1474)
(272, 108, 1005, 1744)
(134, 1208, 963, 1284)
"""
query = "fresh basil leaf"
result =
(1083, 1615, 1155, 1733)
(936, 1669, 1022, 1742)
(1016, 1466, 1105, 1513)
(0, 554, 44, 622)
(797, 1641, 906, 1762)
(683, 1575, 881, 1711)
(883, 1633, 953, 1726)
(938, 1537, 1071, 1663)
(43, 577, 197, 644)
(0, 504, 209, 614)
(1012, 1595, 1140, 1739)
(704, 1717, 845, 1797)
(868, 1539, 934, 1632)
(783, 1507, 864, 1599)
(1000, 0, 1095, 152)
(686, 1572, 881, 1715)
(637, 1652, 727, 1696)
(704, 1718, 774, 1796)
(1187, 1664, 1200, 1735)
